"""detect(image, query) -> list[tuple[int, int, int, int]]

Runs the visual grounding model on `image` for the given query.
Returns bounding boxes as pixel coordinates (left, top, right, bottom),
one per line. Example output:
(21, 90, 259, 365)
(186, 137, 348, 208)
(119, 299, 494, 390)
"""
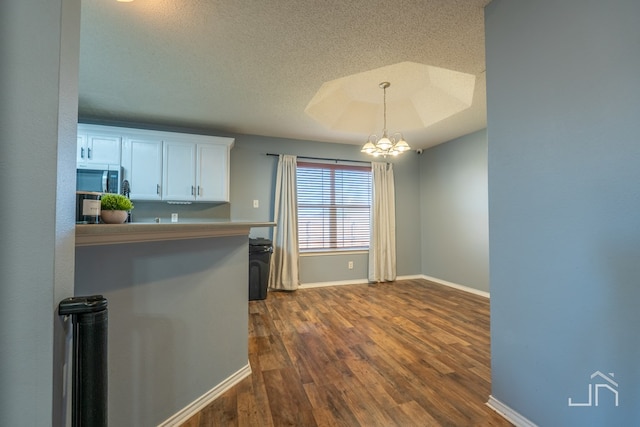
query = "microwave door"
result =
(102, 171, 109, 192)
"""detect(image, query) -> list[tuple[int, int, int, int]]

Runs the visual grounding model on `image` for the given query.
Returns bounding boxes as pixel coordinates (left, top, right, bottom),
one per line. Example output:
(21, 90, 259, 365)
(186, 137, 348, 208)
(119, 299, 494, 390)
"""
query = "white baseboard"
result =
(158, 363, 252, 427)
(486, 395, 538, 427)
(299, 278, 369, 289)
(298, 274, 489, 299)
(420, 274, 490, 298)
(395, 274, 427, 281)
(299, 274, 424, 289)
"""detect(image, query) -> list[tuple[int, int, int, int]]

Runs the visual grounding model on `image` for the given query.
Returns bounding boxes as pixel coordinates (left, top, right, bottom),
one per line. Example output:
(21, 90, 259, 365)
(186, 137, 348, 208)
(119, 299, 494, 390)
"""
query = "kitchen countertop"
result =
(76, 221, 276, 246)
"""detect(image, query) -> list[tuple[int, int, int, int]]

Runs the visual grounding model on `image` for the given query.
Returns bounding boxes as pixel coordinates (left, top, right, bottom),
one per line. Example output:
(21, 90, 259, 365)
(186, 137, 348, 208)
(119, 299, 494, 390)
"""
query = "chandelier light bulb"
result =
(377, 136, 392, 150)
(361, 141, 376, 154)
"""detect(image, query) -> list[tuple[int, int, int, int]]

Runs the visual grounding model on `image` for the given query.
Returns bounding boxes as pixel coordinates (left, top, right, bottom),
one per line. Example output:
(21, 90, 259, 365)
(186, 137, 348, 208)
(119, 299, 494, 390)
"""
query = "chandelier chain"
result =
(382, 84, 387, 134)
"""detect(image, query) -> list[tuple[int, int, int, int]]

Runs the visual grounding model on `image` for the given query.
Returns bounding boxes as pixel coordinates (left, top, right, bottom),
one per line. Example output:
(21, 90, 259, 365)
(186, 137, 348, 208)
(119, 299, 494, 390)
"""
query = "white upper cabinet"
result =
(197, 143, 229, 202)
(163, 140, 197, 201)
(163, 137, 232, 202)
(77, 124, 122, 167)
(121, 135, 163, 201)
(78, 124, 234, 202)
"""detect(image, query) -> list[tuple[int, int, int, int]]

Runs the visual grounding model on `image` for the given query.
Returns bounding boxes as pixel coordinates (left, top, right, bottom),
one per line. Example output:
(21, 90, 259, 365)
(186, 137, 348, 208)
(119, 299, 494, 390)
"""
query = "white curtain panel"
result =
(368, 162, 397, 282)
(268, 154, 300, 291)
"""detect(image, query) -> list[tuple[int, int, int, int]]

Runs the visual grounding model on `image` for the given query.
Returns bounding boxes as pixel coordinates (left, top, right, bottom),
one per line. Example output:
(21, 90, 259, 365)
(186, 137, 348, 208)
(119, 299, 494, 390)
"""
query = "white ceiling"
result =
(79, 0, 490, 150)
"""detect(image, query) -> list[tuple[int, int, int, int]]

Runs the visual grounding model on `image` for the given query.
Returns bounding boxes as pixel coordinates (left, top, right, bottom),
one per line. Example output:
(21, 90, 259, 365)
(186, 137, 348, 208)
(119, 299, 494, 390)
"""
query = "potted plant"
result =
(100, 193, 134, 224)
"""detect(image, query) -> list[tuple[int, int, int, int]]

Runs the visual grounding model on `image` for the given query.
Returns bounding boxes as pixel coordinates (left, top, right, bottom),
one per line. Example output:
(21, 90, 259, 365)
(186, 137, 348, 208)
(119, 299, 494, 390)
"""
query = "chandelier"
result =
(361, 82, 411, 157)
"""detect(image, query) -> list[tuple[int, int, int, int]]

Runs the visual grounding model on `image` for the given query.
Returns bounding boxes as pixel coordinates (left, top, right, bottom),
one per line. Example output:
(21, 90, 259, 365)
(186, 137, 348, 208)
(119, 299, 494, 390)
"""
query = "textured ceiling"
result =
(79, 0, 490, 149)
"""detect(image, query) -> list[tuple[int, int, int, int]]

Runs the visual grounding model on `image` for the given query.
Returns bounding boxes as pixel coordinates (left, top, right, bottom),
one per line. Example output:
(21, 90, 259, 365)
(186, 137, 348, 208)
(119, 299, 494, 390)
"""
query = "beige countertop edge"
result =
(76, 222, 276, 246)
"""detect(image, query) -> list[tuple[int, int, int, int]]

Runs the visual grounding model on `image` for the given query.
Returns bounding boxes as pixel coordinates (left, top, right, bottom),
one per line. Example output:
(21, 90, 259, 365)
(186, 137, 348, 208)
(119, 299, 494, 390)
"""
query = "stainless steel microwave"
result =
(76, 164, 121, 194)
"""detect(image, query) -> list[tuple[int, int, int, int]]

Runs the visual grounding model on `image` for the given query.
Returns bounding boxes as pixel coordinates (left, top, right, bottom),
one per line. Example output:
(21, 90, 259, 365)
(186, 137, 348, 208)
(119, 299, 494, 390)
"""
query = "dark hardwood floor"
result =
(182, 279, 512, 426)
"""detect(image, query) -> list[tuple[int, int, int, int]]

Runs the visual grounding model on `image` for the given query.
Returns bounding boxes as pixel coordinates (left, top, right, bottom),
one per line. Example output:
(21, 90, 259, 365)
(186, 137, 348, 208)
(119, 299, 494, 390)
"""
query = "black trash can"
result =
(59, 295, 108, 427)
(249, 238, 272, 301)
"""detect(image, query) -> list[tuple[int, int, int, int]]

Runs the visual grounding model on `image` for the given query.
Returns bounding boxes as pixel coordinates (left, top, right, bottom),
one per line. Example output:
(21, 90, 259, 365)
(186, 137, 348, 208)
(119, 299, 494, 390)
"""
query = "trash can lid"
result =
(249, 238, 272, 246)
(59, 295, 108, 315)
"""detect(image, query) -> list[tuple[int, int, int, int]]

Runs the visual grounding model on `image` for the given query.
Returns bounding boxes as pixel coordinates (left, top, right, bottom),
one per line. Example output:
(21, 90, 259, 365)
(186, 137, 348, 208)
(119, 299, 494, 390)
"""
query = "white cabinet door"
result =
(128, 138, 163, 200)
(197, 144, 229, 202)
(87, 134, 121, 165)
(163, 141, 196, 201)
(77, 125, 121, 167)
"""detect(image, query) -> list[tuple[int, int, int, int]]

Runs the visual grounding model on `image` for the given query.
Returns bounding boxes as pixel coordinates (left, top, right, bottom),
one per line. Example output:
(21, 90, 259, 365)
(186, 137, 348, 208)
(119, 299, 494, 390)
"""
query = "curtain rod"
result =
(266, 153, 372, 165)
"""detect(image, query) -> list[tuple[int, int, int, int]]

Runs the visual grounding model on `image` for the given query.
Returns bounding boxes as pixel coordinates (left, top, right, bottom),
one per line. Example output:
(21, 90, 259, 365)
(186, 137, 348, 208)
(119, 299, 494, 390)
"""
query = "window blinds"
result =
(296, 161, 371, 251)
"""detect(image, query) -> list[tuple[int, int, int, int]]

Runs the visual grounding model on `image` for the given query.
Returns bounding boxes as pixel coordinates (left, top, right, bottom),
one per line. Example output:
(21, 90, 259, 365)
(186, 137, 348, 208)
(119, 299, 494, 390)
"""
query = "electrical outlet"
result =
(348, 261, 354, 270)
(253, 199, 259, 208)
(171, 213, 178, 223)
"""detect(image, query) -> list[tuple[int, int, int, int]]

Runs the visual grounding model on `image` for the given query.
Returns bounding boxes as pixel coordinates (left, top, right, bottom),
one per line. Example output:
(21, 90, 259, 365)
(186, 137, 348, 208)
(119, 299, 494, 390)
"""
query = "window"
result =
(297, 161, 371, 252)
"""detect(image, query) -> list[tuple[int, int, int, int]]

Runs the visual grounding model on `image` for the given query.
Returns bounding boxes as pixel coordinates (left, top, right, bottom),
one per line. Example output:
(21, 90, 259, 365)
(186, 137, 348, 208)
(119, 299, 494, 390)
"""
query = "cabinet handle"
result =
(80, 147, 84, 158)
(157, 184, 160, 195)
(198, 186, 202, 196)
(87, 147, 92, 159)
(191, 186, 195, 196)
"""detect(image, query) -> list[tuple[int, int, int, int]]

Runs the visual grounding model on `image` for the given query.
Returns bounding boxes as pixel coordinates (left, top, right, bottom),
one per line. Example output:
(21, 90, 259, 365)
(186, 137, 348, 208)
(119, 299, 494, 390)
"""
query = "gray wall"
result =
(419, 129, 489, 292)
(0, 1, 79, 426)
(75, 236, 249, 426)
(131, 200, 230, 223)
(229, 134, 422, 283)
(486, 0, 640, 425)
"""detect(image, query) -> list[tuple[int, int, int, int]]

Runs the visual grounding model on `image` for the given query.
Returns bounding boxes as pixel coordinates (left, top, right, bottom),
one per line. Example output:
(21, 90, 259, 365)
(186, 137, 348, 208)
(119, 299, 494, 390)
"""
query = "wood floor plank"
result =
(263, 367, 317, 426)
(389, 400, 442, 426)
(181, 279, 512, 426)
